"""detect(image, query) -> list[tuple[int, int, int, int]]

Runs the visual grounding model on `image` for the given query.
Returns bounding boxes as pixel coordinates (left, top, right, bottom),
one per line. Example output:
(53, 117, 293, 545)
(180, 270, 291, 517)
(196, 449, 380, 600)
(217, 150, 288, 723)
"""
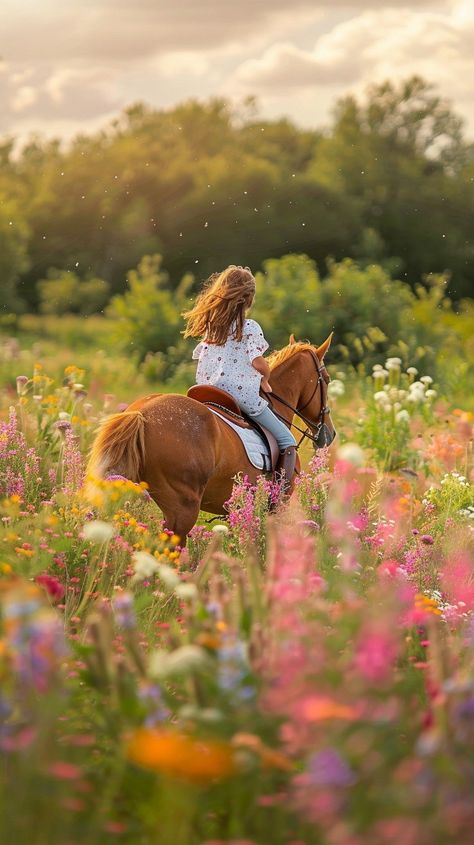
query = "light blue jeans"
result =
(250, 405, 297, 450)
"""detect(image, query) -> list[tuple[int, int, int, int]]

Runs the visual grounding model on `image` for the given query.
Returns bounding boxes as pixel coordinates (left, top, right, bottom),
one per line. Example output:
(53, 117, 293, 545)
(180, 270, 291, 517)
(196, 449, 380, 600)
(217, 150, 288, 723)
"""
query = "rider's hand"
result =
(261, 380, 272, 393)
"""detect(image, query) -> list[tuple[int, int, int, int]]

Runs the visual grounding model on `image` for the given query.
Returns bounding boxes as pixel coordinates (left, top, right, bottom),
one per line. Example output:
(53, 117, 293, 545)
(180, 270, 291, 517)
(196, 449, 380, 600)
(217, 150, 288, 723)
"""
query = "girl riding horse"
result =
(86, 266, 335, 541)
(183, 265, 298, 493)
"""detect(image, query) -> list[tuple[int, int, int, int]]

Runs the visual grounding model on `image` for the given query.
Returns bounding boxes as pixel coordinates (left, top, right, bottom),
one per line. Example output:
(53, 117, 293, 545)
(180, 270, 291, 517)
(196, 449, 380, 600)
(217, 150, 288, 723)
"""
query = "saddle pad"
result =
(209, 409, 271, 472)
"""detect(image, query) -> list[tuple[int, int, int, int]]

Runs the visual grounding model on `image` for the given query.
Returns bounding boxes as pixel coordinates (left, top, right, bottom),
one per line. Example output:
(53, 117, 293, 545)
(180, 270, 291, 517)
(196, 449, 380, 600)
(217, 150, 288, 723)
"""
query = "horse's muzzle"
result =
(315, 424, 336, 449)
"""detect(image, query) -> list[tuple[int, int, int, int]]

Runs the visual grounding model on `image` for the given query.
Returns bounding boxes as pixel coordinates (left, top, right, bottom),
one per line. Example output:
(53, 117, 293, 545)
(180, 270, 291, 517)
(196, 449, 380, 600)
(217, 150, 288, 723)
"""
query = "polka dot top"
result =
(192, 318, 269, 416)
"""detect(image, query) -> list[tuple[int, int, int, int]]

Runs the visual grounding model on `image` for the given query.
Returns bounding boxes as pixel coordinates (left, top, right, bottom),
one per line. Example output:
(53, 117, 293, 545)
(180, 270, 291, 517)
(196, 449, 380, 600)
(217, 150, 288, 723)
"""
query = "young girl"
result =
(183, 265, 297, 489)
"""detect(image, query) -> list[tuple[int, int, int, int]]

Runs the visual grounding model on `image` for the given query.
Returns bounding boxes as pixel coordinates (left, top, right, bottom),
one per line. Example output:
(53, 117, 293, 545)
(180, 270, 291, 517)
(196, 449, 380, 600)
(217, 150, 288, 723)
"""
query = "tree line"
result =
(1, 75, 474, 315)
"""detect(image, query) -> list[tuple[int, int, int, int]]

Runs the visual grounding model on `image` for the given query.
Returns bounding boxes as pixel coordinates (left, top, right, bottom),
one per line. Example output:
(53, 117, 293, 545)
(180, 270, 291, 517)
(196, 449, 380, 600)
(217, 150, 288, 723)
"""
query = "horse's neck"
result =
(269, 354, 307, 423)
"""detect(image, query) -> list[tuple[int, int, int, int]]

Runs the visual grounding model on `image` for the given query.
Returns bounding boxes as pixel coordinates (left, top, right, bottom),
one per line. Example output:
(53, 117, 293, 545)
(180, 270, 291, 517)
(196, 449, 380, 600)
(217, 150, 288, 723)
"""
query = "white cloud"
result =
(0, 0, 469, 141)
(11, 85, 38, 112)
(229, 3, 474, 128)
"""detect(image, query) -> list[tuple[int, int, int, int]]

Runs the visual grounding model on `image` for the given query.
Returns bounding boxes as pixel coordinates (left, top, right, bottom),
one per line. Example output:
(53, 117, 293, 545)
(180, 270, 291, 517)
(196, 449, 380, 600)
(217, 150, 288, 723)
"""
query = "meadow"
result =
(0, 323, 473, 845)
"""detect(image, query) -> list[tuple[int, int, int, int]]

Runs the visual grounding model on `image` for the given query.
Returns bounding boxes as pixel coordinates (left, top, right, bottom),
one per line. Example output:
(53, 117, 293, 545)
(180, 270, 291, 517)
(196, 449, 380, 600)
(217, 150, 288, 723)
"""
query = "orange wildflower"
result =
(300, 696, 357, 722)
(415, 593, 442, 617)
(15, 547, 35, 558)
(126, 729, 237, 784)
(232, 733, 293, 771)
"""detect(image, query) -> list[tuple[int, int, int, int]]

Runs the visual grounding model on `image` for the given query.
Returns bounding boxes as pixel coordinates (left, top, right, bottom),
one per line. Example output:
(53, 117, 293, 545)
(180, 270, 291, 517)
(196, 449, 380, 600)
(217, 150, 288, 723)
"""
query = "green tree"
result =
(106, 254, 192, 360)
(252, 254, 322, 347)
(311, 76, 474, 298)
(0, 195, 30, 314)
(37, 269, 110, 315)
(253, 254, 414, 363)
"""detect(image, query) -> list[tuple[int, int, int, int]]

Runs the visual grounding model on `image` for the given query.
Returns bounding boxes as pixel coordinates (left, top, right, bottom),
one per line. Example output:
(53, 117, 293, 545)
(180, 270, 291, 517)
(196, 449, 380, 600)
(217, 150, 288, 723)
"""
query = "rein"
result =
(264, 351, 331, 449)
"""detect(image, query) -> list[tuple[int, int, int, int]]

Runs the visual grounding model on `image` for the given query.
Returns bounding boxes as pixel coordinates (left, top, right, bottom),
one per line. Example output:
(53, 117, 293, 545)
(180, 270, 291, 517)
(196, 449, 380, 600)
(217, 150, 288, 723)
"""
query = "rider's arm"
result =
(251, 356, 272, 392)
(251, 356, 270, 379)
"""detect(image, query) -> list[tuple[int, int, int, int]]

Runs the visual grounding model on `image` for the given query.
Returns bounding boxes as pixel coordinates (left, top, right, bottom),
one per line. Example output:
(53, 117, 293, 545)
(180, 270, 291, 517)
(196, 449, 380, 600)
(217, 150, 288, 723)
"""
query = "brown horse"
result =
(86, 335, 336, 540)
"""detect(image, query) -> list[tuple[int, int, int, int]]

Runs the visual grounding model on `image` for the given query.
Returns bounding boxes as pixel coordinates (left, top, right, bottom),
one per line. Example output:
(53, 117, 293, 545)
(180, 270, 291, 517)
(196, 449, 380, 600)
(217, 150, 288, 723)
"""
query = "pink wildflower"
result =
(353, 626, 399, 684)
(36, 573, 65, 602)
(48, 761, 82, 780)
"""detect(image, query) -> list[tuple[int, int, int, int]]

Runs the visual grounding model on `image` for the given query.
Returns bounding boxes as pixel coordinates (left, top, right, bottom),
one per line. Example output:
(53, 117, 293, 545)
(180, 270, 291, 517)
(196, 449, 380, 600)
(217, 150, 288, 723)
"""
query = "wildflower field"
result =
(0, 334, 473, 845)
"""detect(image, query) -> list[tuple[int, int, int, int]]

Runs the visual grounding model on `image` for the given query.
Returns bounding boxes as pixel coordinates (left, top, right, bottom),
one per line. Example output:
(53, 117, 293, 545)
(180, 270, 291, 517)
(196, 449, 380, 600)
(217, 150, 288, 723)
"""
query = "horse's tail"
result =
(86, 410, 146, 484)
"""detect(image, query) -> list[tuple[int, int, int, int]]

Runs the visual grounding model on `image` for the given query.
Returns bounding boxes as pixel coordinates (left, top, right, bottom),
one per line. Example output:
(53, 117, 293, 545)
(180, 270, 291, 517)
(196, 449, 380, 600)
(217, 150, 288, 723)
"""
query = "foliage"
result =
(0, 194, 30, 313)
(355, 357, 437, 470)
(37, 268, 110, 315)
(0, 347, 473, 844)
(2, 77, 474, 310)
(252, 255, 473, 394)
(106, 254, 193, 361)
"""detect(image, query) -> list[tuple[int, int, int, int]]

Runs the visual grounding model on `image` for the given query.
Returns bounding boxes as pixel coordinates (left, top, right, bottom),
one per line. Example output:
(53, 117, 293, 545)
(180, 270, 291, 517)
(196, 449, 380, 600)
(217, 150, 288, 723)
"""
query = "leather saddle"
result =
(187, 385, 280, 472)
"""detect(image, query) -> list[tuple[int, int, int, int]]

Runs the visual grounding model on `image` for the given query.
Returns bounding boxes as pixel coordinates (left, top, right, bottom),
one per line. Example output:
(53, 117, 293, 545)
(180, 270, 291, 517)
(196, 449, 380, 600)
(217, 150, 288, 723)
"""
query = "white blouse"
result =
(192, 318, 269, 416)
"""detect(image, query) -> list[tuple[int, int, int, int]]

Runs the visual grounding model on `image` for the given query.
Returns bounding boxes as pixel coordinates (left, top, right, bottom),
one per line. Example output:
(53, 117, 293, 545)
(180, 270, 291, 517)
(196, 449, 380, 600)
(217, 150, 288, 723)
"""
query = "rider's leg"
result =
(250, 406, 296, 450)
(250, 406, 297, 499)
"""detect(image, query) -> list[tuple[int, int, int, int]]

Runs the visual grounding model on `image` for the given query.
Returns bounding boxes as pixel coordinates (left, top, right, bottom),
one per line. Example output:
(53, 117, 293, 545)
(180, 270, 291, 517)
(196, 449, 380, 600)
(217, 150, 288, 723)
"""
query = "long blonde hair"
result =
(182, 265, 256, 345)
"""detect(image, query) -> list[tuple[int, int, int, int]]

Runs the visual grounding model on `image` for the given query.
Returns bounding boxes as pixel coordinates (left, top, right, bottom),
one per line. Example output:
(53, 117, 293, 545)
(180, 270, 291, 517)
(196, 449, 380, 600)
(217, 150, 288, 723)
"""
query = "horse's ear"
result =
(289, 333, 296, 345)
(316, 332, 333, 361)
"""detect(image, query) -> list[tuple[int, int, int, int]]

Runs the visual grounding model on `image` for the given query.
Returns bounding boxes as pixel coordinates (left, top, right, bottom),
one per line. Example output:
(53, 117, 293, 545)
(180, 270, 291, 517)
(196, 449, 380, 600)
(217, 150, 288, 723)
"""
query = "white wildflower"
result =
(132, 550, 159, 581)
(420, 376, 433, 385)
(83, 520, 115, 544)
(175, 582, 198, 601)
(212, 523, 229, 534)
(425, 389, 437, 399)
(328, 379, 345, 398)
(406, 367, 418, 375)
(149, 645, 211, 679)
(396, 409, 410, 424)
(200, 708, 224, 723)
(157, 562, 180, 590)
(337, 443, 365, 467)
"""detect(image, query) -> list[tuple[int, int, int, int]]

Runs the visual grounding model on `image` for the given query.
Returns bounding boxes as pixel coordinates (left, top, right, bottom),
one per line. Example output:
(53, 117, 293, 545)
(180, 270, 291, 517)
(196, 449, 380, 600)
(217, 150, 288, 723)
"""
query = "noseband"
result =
(265, 350, 332, 449)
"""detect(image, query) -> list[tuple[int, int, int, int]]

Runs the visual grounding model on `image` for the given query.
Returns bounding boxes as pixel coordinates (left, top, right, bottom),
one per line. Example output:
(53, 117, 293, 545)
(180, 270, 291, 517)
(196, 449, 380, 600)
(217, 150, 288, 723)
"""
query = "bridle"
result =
(263, 350, 332, 449)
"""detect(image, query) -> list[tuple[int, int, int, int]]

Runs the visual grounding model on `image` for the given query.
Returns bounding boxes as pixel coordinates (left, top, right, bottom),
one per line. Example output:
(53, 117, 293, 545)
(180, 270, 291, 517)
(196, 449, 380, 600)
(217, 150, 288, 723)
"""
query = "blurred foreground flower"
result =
(126, 728, 237, 784)
(149, 644, 211, 679)
(82, 520, 114, 543)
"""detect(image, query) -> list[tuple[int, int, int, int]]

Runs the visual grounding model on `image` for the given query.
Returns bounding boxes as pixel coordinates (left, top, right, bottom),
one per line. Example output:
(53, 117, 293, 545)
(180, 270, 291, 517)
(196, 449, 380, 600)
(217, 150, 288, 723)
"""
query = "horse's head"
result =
(290, 332, 337, 449)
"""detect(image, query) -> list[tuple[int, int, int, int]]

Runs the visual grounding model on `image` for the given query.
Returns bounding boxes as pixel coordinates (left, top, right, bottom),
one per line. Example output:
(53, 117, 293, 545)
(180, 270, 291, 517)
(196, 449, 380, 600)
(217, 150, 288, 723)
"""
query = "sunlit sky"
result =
(1, 0, 473, 143)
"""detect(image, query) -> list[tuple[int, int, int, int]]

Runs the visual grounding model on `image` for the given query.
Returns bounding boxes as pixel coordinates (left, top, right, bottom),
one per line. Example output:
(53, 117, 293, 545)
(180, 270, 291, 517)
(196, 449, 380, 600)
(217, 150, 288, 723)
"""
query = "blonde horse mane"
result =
(86, 410, 145, 483)
(267, 341, 314, 371)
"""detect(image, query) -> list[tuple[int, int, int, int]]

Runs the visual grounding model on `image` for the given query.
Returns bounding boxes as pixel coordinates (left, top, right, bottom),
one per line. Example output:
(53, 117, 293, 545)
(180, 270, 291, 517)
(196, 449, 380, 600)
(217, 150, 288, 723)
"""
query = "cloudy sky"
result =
(1, 0, 473, 143)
